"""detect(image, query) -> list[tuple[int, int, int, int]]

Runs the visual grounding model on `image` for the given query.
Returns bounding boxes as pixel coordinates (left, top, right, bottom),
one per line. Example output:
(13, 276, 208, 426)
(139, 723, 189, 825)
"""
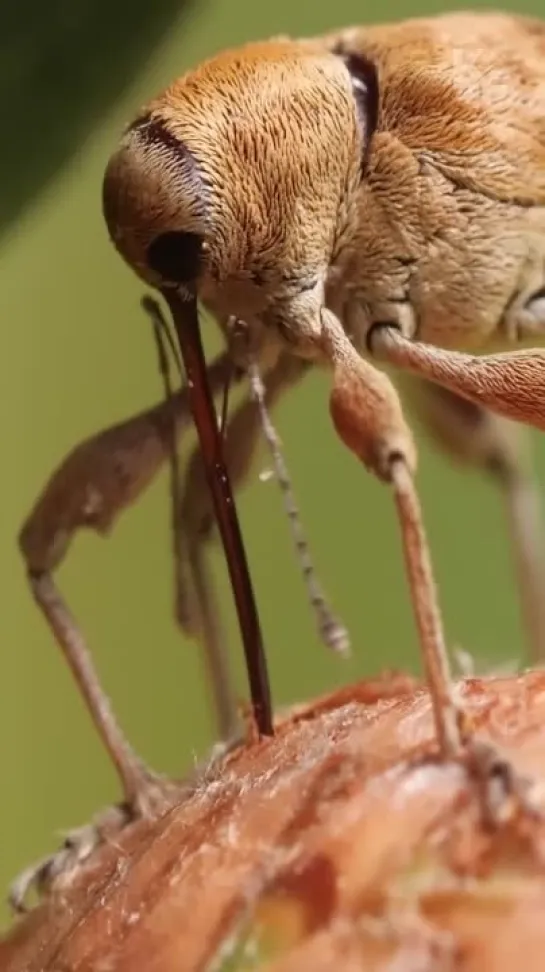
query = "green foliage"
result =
(0, 0, 198, 232)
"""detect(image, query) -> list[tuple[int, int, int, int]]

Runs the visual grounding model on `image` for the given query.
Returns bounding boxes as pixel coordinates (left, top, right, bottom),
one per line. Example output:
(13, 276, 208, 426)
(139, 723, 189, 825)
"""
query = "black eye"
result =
(333, 47, 379, 177)
(146, 230, 202, 284)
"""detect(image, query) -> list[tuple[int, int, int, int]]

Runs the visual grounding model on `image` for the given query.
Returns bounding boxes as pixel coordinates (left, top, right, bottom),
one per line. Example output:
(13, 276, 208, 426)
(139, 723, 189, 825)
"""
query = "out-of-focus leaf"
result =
(0, 0, 199, 234)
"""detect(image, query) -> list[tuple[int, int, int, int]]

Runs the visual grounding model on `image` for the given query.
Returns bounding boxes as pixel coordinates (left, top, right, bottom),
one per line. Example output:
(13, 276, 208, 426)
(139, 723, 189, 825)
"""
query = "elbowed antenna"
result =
(245, 355, 350, 657)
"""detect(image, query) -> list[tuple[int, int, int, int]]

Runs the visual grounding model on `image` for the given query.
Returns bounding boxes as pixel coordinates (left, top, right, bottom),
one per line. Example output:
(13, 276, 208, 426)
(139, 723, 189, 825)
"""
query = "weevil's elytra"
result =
(14, 11, 545, 912)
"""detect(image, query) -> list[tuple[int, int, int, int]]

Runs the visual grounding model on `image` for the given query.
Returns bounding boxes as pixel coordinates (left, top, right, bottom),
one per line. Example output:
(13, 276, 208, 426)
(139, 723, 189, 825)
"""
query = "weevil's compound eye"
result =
(146, 230, 203, 286)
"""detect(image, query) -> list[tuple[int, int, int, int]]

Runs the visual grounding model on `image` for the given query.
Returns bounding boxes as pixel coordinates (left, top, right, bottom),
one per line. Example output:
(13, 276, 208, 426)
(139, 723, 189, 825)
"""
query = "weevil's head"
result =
(102, 38, 378, 355)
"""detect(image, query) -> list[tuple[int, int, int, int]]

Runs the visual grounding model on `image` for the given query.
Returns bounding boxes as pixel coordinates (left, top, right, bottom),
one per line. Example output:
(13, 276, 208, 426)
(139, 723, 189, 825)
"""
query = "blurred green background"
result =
(1, 0, 544, 931)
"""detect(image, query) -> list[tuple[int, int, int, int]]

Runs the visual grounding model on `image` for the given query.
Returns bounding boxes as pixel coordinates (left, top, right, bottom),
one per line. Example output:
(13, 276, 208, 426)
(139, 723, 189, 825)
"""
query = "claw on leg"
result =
(8, 804, 131, 914)
(8, 782, 181, 915)
(8, 727, 242, 914)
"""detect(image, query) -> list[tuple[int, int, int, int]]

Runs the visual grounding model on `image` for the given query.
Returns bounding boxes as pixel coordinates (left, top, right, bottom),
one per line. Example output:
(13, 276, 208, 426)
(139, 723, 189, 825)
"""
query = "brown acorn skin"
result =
(3, 669, 545, 972)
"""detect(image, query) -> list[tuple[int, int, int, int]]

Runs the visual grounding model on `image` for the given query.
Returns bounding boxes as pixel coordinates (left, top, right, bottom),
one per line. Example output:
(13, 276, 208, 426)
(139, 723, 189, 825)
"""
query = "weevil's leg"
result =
(14, 348, 235, 910)
(177, 353, 320, 723)
(370, 325, 545, 661)
(9, 804, 130, 913)
(12, 348, 235, 910)
(369, 325, 545, 432)
(362, 323, 545, 810)
(9, 722, 248, 913)
(318, 310, 463, 758)
(404, 377, 545, 663)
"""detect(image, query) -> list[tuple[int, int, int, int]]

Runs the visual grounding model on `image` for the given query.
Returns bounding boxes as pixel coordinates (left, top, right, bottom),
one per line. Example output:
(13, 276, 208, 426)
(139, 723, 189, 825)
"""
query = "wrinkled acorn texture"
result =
(4, 669, 545, 971)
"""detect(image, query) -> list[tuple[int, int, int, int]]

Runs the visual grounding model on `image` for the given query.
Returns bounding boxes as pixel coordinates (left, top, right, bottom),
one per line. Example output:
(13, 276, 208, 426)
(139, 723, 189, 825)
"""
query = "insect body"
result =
(14, 11, 545, 909)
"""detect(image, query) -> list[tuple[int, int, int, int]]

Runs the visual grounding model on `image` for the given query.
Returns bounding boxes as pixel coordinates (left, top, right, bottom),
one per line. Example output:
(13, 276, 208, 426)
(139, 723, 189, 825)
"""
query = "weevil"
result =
(13, 10, 545, 909)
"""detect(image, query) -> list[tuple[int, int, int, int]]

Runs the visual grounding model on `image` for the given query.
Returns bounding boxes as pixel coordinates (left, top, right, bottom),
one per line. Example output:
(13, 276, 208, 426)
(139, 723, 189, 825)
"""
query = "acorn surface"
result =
(3, 669, 545, 972)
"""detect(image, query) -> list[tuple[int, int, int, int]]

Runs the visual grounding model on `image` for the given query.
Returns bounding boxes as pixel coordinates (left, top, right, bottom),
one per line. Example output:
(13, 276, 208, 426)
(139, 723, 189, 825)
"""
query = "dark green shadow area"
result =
(0, 0, 199, 233)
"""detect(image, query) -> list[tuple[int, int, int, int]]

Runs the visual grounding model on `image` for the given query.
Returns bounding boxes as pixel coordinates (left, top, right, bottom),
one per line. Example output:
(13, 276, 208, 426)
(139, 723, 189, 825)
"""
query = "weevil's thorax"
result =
(323, 15, 545, 353)
(102, 40, 365, 342)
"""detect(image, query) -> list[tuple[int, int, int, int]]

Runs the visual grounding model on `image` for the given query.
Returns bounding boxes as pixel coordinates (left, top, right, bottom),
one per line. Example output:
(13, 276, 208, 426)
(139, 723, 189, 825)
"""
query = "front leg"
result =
(404, 377, 545, 663)
(318, 311, 533, 823)
(13, 348, 233, 910)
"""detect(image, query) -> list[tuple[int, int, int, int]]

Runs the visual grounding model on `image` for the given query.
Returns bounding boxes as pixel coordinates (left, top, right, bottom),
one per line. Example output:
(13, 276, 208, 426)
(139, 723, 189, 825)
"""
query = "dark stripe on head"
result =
(127, 115, 206, 285)
(331, 46, 379, 178)
(128, 114, 203, 199)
